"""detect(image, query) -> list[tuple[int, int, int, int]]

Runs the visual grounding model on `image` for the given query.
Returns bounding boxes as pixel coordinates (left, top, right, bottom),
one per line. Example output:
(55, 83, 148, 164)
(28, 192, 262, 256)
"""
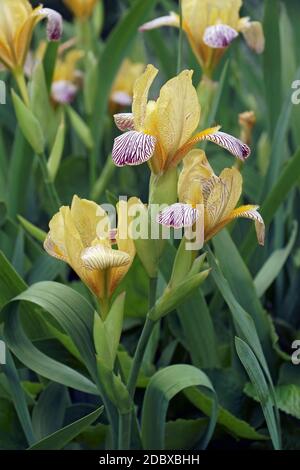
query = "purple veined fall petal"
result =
(205, 131, 251, 160)
(203, 24, 239, 49)
(156, 203, 199, 229)
(51, 80, 78, 104)
(112, 131, 156, 167)
(113, 113, 135, 131)
(39, 8, 63, 41)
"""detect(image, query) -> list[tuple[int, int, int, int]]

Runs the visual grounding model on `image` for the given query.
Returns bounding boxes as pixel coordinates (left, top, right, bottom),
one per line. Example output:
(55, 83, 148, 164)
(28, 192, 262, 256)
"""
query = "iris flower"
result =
(0, 0, 62, 72)
(157, 150, 265, 245)
(44, 195, 136, 317)
(112, 65, 250, 174)
(140, 0, 265, 76)
(63, 0, 98, 20)
(110, 59, 145, 108)
(51, 49, 84, 104)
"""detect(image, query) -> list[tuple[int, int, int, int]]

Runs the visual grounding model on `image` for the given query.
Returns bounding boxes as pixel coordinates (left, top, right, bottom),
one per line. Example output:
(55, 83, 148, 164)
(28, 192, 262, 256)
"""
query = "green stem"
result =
(127, 316, 156, 399)
(177, 0, 183, 74)
(118, 411, 131, 450)
(91, 155, 115, 201)
(149, 276, 158, 311)
(14, 69, 30, 107)
(94, 375, 119, 450)
(38, 153, 61, 214)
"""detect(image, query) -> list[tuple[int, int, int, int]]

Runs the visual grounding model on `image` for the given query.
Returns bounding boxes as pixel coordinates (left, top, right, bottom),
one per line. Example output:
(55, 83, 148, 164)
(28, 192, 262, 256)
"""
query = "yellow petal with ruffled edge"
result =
(155, 70, 200, 165)
(238, 19, 265, 54)
(112, 59, 145, 102)
(178, 149, 215, 205)
(70, 195, 110, 247)
(132, 64, 158, 131)
(204, 167, 242, 233)
(109, 198, 136, 295)
(54, 50, 84, 82)
(0, 1, 43, 70)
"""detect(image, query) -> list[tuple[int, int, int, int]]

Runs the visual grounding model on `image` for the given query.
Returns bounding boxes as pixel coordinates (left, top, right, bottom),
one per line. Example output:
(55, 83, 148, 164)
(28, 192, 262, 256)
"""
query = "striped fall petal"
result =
(174, 129, 251, 166)
(81, 245, 131, 271)
(157, 203, 199, 229)
(112, 131, 157, 167)
(203, 24, 239, 48)
(114, 113, 135, 132)
(230, 205, 265, 246)
(39, 8, 63, 41)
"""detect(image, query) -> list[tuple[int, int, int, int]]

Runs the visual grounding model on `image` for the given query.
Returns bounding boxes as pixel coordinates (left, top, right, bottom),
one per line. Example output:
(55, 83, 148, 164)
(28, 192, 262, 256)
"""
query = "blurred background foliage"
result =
(0, 0, 299, 451)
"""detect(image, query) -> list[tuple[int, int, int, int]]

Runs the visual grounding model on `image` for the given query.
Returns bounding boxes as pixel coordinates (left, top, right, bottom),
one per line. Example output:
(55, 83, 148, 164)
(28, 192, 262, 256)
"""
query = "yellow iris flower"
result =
(157, 149, 265, 245)
(0, 0, 62, 72)
(51, 49, 84, 104)
(140, 0, 265, 76)
(113, 65, 250, 174)
(63, 0, 98, 20)
(44, 195, 136, 317)
(110, 59, 145, 108)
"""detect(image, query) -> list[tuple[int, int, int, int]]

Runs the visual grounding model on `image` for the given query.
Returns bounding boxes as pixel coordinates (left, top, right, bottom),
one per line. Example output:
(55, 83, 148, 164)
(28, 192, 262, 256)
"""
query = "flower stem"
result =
(14, 69, 30, 107)
(38, 152, 61, 213)
(177, 0, 183, 74)
(118, 411, 131, 450)
(127, 315, 156, 399)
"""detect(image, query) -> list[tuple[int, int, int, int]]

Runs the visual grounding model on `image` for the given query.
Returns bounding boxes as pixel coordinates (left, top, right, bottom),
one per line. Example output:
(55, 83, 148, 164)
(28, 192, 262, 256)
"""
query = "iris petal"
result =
(112, 131, 156, 167)
(81, 245, 131, 271)
(114, 113, 135, 131)
(157, 203, 199, 229)
(203, 24, 239, 49)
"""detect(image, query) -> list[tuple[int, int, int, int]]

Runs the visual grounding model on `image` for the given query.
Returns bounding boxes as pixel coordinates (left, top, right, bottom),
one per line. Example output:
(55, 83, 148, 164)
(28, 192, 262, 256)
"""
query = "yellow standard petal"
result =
(132, 64, 158, 131)
(0, 0, 43, 70)
(155, 70, 200, 165)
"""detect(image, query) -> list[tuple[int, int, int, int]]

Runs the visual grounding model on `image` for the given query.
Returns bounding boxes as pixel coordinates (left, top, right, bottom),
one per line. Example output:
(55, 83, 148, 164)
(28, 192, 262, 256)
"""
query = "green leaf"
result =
(263, 0, 282, 135)
(245, 383, 300, 420)
(9, 282, 97, 380)
(47, 116, 65, 181)
(29, 406, 103, 450)
(212, 231, 273, 360)
(254, 221, 298, 297)
(241, 147, 300, 258)
(32, 383, 68, 440)
(17, 215, 46, 243)
(262, 67, 300, 194)
(165, 418, 208, 450)
(30, 61, 58, 146)
(11, 90, 44, 155)
(7, 129, 34, 218)
(3, 305, 98, 395)
(150, 270, 210, 321)
(66, 106, 93, 150)
(205, 60, 229, 128)
(91, 0, 159, 152)
(235, 337, 281, 450)
(185, 387, 268, 441)
(1, 348, 35, 446)
(160, 243, 219, 368)
(207, 246, 272, 376)
(94, 292, 125, 370)
(141, 364, 218, 450)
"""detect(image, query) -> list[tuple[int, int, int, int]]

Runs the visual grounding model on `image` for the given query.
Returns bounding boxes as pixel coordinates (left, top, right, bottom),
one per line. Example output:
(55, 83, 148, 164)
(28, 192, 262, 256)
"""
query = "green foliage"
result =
(0, 0, 299, 452)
